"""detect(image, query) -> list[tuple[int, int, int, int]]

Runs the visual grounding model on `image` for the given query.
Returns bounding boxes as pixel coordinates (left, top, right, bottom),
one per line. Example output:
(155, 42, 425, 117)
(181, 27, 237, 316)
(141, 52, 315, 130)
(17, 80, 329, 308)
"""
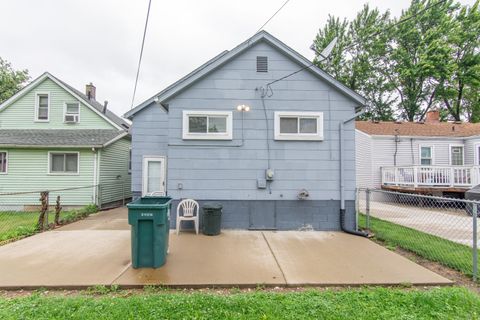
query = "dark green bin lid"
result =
(203, 203, 223, 210)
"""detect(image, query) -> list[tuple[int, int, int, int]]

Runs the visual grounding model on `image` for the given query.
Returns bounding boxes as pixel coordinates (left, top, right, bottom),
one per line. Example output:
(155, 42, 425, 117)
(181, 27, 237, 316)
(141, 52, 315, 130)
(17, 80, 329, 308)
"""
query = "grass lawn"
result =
(0, 287, 479, 320)
(0, 205, 98, 243)
(359, 214, 479, 278)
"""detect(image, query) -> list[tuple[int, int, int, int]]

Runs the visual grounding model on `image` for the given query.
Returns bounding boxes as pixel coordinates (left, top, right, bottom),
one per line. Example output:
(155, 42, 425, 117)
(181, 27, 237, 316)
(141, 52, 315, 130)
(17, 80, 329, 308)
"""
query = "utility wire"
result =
(255, 0, 291, 34)
(130, 0, 152, 109)
(265, 0, 448, 88)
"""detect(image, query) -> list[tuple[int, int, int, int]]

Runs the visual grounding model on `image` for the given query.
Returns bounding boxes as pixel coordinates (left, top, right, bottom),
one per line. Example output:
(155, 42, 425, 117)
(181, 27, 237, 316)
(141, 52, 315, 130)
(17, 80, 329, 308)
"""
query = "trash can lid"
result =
(203, 202, 223, 210)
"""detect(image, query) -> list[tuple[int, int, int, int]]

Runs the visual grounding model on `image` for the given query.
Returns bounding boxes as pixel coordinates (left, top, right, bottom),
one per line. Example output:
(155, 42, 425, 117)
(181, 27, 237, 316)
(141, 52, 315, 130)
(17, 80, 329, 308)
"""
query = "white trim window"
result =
(450, 145, 464, 166)
(35, 92, 50, 122)
(419, 145, 433, 165)
(182, 110, 233, 140)
(274, 112, 324, 141)
(0, 151, 7, 174)
(64, 102, 80, 123)
(49, 152, 79, 174)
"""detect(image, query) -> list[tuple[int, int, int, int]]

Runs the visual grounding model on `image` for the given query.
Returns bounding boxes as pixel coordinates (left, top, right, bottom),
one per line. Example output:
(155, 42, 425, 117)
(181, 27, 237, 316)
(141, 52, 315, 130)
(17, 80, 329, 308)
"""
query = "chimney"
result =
(85, 82, 96, 101)
(425, 110, 440, 123)
(102, 101, 108, 114)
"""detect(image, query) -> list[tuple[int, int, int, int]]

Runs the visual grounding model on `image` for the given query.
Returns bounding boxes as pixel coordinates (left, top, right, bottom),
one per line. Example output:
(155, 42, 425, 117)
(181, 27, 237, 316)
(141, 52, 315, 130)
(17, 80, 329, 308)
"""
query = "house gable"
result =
(125, 31, 365, 119)
(0, 74, 121, 130)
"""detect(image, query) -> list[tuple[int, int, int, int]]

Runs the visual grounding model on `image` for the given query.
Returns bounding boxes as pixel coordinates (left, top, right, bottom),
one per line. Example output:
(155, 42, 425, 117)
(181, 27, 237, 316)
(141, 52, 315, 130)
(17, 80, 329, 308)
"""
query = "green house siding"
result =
(98, 138, 132, 205)
(0, 148, 96, 207)
(0, 78, 116, 130)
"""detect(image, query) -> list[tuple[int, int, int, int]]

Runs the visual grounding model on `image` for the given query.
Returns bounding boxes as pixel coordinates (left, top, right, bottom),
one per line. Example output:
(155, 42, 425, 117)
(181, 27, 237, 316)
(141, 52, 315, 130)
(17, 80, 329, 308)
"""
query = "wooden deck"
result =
(381, 185, 468, 196)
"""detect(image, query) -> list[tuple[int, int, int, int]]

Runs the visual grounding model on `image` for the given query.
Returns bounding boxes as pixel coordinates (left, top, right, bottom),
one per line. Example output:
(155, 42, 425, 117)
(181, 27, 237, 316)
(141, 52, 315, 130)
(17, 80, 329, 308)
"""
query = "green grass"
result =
(359, 214, 479, 278)
(0, 287, 478, 319)
(0, 204, 98, 243)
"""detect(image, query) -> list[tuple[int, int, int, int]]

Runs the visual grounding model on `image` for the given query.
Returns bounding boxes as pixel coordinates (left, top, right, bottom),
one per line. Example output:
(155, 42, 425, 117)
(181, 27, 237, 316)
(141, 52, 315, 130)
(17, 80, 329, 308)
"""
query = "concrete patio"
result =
(0, 207, 451, 289)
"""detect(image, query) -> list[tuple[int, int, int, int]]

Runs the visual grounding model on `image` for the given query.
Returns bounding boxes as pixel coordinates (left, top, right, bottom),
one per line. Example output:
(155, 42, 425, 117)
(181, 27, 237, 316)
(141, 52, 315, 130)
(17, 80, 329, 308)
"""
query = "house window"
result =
(274, 112, 324, 141)
(450, 145, 464, 166)
(420, 146, 433, 165)
(49, 152, 79, 174)
(0, 152, 7, 174)
(35, 93, 49, 121)
(182, 111, 233, 140)
(64, 102, 80, 123)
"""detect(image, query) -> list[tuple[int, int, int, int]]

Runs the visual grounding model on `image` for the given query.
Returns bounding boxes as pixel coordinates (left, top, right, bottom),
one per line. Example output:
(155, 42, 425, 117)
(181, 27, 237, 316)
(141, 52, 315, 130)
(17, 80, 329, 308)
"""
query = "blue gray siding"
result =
(131, 40, 359, 230)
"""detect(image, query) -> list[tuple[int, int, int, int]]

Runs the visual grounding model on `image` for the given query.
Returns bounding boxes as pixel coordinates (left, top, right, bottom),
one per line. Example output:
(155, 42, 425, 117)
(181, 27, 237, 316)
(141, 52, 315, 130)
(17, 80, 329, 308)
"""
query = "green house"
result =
(0, 72, 131, 209)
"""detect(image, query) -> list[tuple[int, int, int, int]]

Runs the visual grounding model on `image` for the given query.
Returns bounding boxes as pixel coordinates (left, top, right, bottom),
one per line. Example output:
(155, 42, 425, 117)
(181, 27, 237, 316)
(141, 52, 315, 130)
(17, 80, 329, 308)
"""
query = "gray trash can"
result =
(202, 203, 223, 236)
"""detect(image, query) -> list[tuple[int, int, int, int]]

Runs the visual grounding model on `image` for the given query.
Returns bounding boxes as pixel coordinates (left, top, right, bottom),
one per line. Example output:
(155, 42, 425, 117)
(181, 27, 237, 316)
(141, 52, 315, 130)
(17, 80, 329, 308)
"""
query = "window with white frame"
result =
(450, 145, 464, 166)
(49, 152, 79, 174)
(0, 152, 7, 174)
(420, 146, 433, 165)
(182, 111, 233, 140)
(64, 102, 80, 123)
(35, 93, 49, 121)
(274, 112, 323, 140)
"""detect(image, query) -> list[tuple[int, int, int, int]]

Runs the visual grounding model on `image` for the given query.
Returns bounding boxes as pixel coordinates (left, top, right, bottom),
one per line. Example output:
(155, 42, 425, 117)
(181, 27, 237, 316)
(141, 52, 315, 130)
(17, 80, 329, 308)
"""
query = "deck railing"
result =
(381, 166, 480, 188)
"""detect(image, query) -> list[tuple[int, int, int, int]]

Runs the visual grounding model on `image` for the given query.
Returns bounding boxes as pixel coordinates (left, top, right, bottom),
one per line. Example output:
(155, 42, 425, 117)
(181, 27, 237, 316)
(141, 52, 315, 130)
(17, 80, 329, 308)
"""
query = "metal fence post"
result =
(366, 188, 371, 230)
(473, 202, 478, 282)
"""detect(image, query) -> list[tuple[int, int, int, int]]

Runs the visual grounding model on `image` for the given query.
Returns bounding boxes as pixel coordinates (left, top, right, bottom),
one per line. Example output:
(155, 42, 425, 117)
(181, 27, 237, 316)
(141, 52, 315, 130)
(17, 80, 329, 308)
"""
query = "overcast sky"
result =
(1, 0, 475, 117)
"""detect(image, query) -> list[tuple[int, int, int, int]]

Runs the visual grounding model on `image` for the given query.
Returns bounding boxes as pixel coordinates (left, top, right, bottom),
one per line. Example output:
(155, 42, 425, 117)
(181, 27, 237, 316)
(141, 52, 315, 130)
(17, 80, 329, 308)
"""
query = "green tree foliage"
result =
(312, 0, 480, 122)
(0, 58, 29, 104)
(314, 5, 395, 121)
(436, 0, 480, 121)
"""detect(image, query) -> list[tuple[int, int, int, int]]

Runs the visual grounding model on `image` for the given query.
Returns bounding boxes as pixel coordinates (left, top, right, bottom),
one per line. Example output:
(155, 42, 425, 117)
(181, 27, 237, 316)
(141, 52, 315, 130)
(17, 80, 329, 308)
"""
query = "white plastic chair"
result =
(176, 199, 199, 235)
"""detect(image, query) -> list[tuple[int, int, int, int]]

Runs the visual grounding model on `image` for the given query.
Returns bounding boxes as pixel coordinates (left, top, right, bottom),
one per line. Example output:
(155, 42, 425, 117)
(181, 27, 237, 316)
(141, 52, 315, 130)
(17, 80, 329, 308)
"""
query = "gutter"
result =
(340, 110, 369, 237)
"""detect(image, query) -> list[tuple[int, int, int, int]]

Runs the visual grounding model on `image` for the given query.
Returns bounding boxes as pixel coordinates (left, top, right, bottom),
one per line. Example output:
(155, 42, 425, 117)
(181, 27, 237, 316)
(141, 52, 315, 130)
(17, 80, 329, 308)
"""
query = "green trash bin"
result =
(202, 203, 223, 236)
(127, 196, 172, 268)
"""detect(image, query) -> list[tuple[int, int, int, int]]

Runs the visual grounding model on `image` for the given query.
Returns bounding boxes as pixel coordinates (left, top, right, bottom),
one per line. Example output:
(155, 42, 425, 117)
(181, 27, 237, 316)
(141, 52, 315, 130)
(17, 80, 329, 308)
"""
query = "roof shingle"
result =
(356, 121, 480, 137)
(0, 129, 125, 147)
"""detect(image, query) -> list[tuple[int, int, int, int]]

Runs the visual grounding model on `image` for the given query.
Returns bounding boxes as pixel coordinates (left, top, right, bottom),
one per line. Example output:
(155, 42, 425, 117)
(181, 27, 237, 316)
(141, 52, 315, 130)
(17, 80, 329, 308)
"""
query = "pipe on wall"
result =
(340, 110, 369, 237)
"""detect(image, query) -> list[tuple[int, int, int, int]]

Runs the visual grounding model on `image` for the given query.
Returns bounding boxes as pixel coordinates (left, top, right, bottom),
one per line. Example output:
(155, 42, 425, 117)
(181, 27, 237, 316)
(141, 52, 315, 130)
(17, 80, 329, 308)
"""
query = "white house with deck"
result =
(355, 110, 480, 197)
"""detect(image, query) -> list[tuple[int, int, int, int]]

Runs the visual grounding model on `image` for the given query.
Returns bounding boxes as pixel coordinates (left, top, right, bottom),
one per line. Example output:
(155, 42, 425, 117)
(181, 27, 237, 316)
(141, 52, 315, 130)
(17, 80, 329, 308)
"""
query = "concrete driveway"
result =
(362, 200, 477, 247)
(0, 207, 451, 289)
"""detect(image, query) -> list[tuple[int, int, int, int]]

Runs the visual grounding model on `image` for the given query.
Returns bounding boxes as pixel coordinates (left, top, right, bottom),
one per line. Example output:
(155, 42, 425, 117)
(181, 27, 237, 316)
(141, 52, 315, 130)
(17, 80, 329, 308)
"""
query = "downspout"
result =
(340, 110, 369, 237)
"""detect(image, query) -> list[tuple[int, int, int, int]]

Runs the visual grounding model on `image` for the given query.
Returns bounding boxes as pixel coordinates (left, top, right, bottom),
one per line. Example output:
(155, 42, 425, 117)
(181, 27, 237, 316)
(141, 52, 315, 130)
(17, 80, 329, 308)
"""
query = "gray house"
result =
(356, 111, 480, 198)
(125, 31, 365, 231)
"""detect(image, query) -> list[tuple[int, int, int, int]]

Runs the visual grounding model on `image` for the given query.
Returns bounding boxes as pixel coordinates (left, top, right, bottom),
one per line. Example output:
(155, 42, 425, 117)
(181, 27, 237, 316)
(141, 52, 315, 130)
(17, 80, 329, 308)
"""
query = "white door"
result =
(142, 156, 166, 196)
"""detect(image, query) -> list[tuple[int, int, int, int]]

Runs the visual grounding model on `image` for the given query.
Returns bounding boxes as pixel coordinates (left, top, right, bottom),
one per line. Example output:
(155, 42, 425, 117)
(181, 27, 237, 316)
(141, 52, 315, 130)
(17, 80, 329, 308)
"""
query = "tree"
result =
(436, 0, 480, 121)
(0, 57, 29, 104)
(313, 5, 395, 121)
(387, 0, 456, 121)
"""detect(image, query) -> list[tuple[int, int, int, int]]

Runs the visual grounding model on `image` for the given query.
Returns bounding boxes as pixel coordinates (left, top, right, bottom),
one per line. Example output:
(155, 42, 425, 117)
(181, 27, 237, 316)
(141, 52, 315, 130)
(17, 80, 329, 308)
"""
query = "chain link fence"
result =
(357, 188, 479, 281)
(0, 180, 131, 245)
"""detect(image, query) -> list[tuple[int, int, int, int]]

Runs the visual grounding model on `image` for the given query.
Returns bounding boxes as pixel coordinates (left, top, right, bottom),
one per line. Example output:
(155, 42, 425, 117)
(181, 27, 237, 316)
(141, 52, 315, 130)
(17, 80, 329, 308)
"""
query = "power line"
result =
(255, 0, 291, 34)
(130, 0, 152, 109)
(265, 0, 448, 88)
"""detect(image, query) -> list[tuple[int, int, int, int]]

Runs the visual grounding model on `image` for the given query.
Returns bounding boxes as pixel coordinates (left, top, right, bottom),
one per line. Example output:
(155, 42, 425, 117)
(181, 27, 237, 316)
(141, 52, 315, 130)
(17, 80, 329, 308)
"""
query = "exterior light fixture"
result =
(236, 104, 251, 112)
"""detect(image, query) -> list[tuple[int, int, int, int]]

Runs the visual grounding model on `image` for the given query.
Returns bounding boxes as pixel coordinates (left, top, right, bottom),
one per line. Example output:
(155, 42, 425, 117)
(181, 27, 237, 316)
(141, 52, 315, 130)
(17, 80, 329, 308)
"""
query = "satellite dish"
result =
(310, 37, 338, 61)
